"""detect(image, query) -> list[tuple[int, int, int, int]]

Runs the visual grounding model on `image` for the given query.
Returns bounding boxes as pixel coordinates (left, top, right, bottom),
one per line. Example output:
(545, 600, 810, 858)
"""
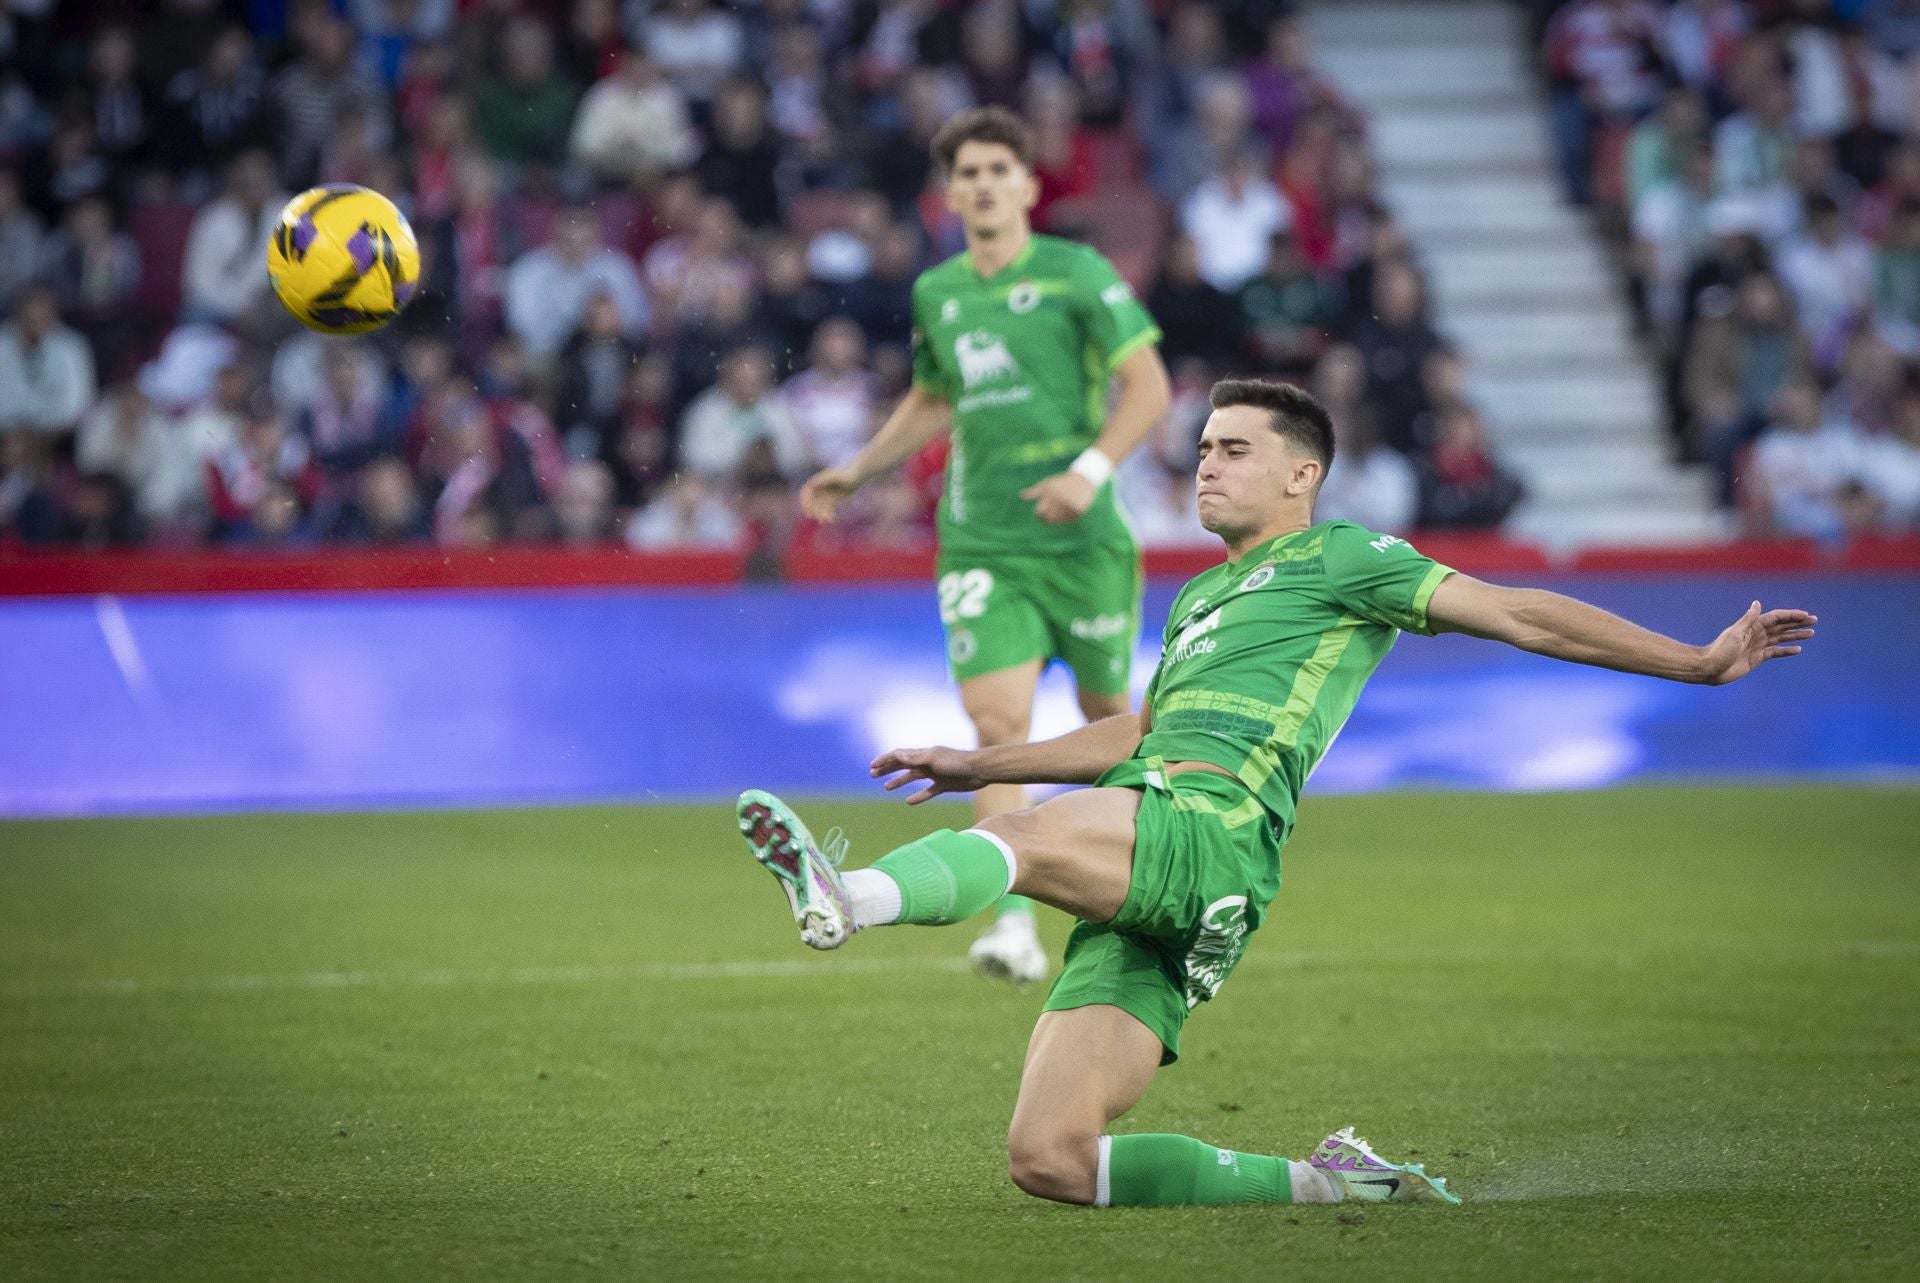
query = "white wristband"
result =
(1069, 448, 1115, 488)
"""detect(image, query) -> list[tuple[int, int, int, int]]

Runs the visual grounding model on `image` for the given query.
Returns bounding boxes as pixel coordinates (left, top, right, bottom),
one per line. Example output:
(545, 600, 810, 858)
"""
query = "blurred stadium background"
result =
(1, 1, 1917, 1279)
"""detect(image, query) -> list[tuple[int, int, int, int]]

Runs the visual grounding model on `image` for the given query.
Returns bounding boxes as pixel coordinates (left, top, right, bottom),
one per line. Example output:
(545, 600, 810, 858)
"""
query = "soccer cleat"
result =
(1310, 1126, 1462, 1206)
(736, 790, 855, 950)
(967, 912, 1050, 985)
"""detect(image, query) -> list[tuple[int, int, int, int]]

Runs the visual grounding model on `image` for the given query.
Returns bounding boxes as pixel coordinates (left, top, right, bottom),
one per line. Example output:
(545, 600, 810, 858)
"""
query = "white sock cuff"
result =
(842, 867, 902, 930)
(1095, 1135, 1112, 1207)
(962, 827, 1019, 894)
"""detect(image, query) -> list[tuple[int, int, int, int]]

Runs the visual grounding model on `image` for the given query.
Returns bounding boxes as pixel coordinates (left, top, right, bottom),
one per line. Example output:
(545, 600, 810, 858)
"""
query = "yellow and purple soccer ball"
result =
(266, 184, 420, 335)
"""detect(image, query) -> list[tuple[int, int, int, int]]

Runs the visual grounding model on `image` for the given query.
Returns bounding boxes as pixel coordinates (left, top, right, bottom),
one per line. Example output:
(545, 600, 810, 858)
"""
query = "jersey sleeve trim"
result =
(1104, 325, 1164, 372)
(1407, 563, 1455, 636)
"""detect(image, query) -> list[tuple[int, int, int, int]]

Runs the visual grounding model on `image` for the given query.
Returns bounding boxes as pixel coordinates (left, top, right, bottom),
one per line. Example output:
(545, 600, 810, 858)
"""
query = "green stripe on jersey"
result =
(1136, 522, 1456, 831)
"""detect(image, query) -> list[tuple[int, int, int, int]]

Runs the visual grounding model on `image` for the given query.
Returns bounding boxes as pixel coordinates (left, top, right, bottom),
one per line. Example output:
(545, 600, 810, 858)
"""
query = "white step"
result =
(1306, 1, 1525, 47)
(1507, 503, 1733, 548)
(1426, 243, 1616, 297)
(1501, 438, 1673, 478)
(1315, 47, 1532, 102)
(1428, 268, 1618, 312)
(1382, 175, 1570, 220)
(1395, 200, 1589, 241)
(1372, 112, 1553, 169)
(1449, 311, 1638, 361)
(1524, 465, 1714, 508)
(1474, 373, 1663, 428)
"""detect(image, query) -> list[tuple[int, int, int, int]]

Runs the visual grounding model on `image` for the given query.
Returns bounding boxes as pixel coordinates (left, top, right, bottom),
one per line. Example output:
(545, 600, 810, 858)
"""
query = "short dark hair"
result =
(1209, 377, 1335, 472)
(931, 107, 1034, 173)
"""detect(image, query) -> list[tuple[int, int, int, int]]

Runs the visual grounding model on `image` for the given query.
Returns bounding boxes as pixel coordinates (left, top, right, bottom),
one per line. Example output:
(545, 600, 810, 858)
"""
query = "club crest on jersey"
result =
(1238, 564, 1275, 592)
(955, 330, 1018, 388)
(1007, 281, 1039, 313)
(941, 299, 960, 323)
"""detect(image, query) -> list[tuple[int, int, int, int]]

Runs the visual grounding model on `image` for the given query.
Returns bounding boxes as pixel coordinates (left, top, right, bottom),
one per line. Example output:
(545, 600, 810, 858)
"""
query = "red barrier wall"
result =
(1, 535, 1915, 596)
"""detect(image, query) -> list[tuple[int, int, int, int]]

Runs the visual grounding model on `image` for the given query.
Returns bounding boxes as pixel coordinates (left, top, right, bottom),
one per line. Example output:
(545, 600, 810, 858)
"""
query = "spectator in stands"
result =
(1028, 77, 1096, 232)
(554, 291, 643, 464)
(865, 68, 955, 214)
(644, 196, 755, 329)
(1777, 194, 1874, 363)
(1143, 3, 1230, 181)
(1857, 140, 1920, 240)
(75, 383, 205, 533)
(180, 149, 284, 333)
(837, 222, 919, 350)
(758, 236, 833, 375)
(780, 317, 876, 472)
(272, 7, 384, 188)
(0, 285, 97, 444)
(1684, 270, 1814, 500)
(1237, 230, 1337, 377)
(1148, 233, 1241, 369)
(1864, 382, 1920, 527)
(1317, 408, 1418, 536)
(626, 471, 743, 550)
(1632, 140, 1716, 339)
(1418, 400, 1525, 529)
(764, 22, 835, 148)
(551, 458, 618, 544)
(697, 77, 785, 229)
(1041, 0, 1141, 131)
(81, 26, 155, 191)
(21, 112, 114, 223)
(332, 454, 430, 544)
(178, 360, 253, 475)
(640, 0, 745, 111)
(1827, 329, 1903, 438)
(1746, 376, 1874, 540)
(1180, 144, 1292, 292)
(1625, 84, 1708, 213)
(299, 341, 394, 486)
(0, 430, 60, 544)
(504, 204, 648, 365)
(158, 26, 276, 193)
(1158, 72, 1259, 204)
(36, 196, 142, 379)
(614, 352, 675, 506)
(474, 17, 578, 171)
(1242, 13, 1361, 158)
(1713, 73, 1799, 237)
(1347, 259, 1444, 455)
(0, 171, 45, 315)
(678, 344, 805, 479)
(568, 48, 697, 185)
(1541, 0, 1667, 207)
(1873, 200, 1920, 353)
(205, 407, 320, 543)
(958, 7, 1026, 111)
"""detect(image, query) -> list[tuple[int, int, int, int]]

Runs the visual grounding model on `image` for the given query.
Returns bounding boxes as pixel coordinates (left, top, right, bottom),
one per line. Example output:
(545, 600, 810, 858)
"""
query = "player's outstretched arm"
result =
(872, 707, 1150, 804)
(800, 385, 952, 522)
(1426, 574, 1816, 685)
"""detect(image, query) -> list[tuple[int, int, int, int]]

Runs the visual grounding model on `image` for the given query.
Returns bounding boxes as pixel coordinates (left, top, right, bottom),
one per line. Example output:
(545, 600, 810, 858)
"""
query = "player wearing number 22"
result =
(800, 106, 1171, 984)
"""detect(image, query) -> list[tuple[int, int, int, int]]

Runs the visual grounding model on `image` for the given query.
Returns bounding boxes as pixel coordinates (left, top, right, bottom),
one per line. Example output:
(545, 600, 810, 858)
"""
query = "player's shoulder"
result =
(1036, 234, 1118, 277)
(914, 252, 973, 294)
(1316, 520, 1428, 565)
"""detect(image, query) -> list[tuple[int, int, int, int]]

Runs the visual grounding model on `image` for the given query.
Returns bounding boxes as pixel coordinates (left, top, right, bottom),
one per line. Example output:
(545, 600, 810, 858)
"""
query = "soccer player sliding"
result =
(744, 378, 1816, 1209)
(799, 107, 1169, 986)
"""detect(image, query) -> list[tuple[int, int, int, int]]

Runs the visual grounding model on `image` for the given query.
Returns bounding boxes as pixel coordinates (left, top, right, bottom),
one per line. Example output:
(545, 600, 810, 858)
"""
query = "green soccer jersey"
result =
(910, 234, 1162, 557)
(1138, 521, 1456, 831)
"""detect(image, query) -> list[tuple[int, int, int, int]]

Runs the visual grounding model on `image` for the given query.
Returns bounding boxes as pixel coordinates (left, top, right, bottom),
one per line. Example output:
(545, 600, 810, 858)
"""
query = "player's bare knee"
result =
(966, 707, 1031, 747)
(1006, 1128, 1096, 1204)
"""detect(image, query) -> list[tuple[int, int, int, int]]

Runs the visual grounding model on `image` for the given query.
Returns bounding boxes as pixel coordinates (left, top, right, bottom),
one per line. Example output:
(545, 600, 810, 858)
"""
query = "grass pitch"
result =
(2, 786, 1916, 1282)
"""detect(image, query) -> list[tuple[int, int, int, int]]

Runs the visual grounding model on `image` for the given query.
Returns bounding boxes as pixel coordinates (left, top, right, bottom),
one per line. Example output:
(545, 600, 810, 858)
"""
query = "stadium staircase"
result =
(1304, 0, 1727, 548)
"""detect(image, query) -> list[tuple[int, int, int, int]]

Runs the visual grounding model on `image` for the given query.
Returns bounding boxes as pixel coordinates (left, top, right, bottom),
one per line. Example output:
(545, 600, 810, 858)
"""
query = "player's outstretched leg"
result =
(735, 790, 1020, 950)
(1309, 1127, 1462, 1205)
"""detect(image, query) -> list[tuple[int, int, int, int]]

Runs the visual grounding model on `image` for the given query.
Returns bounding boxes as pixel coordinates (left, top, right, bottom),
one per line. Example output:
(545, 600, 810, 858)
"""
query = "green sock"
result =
(869, 829, 1014, 926)
(1102, 1134, 1292, 1206)
(995, 893, 1034, 917)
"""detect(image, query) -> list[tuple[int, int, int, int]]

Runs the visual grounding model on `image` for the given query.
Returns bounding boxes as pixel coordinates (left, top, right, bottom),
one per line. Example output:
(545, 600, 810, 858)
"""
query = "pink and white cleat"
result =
(736, 790, 856, 950)
(1310, 1126, 1462, 1205)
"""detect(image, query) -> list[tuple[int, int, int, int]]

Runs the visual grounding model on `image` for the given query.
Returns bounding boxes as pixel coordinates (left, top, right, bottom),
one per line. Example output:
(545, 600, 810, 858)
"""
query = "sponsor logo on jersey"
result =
(1165, 607, 1221, 664)
(1370, 534, 1407, 553)
(1184, 895, 1250, 1007)
(941, 298, 960, 323)
(1070, 613, 1130, 641)
(1238, 564, 1275, 592)
(954, 330, 1018, 388)
(1007, 281, 1039, 313)
(1101, 281, 1134, 307)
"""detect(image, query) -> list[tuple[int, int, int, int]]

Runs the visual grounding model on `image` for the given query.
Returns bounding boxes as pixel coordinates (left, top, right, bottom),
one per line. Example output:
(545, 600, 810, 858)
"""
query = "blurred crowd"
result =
(0, 0, 1520, 556)
(1540, 0, 1920, 538)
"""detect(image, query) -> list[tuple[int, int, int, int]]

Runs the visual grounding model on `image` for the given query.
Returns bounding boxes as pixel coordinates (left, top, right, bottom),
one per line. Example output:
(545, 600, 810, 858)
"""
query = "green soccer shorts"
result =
(1042, 756, 1286, 1064)
(934, 535, 1142, 696)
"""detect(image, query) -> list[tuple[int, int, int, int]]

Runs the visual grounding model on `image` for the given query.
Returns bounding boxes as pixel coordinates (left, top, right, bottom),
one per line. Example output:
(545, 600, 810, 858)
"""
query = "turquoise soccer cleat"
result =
(1310, 1126, 1463, 1205)
(736, 790, 855, 950)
